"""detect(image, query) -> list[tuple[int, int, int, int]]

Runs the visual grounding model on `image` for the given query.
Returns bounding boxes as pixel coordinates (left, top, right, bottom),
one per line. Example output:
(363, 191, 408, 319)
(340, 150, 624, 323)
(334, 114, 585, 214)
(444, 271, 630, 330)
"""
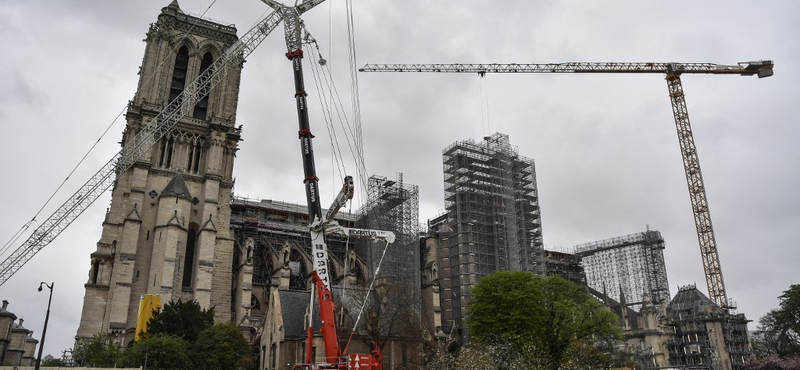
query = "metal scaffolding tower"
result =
(575, 229, 670, 311)
(357, 174, 421, 312)
(438, 133, 545, 337)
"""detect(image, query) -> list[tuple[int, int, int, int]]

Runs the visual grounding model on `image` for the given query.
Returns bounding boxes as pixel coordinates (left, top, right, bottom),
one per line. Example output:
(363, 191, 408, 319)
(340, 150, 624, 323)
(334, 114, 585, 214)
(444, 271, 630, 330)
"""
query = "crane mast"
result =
(359, 60, 774, 307)
(262, 1, 388, 368)
(0, 10, 286, 286)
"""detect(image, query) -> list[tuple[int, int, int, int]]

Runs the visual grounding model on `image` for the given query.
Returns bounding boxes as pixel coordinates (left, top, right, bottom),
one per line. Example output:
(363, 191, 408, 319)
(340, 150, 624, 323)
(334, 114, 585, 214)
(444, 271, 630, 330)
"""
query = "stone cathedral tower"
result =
(76, 1, 247, 345)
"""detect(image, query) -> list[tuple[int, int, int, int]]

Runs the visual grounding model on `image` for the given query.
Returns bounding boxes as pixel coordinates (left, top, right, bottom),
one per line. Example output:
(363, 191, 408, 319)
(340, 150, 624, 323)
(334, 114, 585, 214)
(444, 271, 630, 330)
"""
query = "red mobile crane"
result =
(262, 1, 395, 368)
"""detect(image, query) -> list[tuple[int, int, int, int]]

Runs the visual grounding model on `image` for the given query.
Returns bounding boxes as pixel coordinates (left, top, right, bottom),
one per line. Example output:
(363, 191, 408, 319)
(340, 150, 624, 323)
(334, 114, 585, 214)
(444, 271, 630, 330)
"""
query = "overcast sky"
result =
(1, 0, 798, 357)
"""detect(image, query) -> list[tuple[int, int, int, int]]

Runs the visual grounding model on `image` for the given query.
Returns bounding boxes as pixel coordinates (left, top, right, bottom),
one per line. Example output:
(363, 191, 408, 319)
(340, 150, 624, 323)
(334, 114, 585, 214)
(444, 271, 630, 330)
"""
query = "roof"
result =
(11, 321, 31, 333)
(160, 174, 193, 201)
(278, 286, 374, 339)
(0, 305, 16, 319)
(278, 289, 315, 339)
(667, 285, 721, 314)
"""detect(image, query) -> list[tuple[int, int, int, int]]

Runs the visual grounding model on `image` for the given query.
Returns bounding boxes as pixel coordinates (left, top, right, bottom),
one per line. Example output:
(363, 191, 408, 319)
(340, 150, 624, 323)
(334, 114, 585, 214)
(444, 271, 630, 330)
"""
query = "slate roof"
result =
(279, 289, 315, 339)
(160, 174, 193, 200)
(667, 285, 722, 314)
(0, 305, 16, 319)
(278, 286, 374, 339)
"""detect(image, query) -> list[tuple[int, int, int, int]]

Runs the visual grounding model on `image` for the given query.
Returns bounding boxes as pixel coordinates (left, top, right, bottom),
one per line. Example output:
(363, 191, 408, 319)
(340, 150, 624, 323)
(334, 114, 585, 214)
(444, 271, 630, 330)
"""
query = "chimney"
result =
(18, 318, 23, 327)
(2, 300, 7, 310)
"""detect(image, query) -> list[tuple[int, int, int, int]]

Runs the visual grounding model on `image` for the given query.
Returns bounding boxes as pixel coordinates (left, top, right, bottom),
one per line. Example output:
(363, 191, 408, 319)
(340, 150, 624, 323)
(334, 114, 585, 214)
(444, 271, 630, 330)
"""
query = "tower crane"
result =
(359, 61, 774, 308)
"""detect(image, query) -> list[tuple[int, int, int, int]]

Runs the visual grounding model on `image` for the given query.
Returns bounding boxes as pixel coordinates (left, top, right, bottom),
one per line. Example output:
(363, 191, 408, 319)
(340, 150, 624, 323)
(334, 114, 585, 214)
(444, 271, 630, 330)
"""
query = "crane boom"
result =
(359, 61, 773, 77)
(359, 60, 774, 307)
(0, 10, 285, 286)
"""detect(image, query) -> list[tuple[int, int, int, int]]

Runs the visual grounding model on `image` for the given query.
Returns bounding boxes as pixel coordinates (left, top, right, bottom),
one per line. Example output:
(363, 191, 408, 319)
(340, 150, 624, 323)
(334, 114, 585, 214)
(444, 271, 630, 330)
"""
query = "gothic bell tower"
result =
(76, 1, 244, 345)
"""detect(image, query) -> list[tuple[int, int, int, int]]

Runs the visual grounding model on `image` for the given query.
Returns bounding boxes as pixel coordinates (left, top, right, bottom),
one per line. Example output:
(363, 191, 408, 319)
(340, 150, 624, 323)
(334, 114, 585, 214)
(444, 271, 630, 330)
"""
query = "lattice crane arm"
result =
(0, 10, 286, 287)
(360, 59, 774, 308)
(359, 61, 774, 77)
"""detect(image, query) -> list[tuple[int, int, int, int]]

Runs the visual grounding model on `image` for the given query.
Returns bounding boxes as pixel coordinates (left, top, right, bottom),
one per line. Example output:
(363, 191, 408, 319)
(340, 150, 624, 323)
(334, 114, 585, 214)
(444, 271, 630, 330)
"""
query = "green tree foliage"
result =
(467, 272, 621, 369)
(72, 332, 124, 367)
(468, 271, 543, 345)
(41, 356, 62, 367)
(121, 334, 190, 370)
(776, 285, 800, 355)
(192, 323, 254, 370)
(146, 299, 214, 343)
(752, 284, 800, 366)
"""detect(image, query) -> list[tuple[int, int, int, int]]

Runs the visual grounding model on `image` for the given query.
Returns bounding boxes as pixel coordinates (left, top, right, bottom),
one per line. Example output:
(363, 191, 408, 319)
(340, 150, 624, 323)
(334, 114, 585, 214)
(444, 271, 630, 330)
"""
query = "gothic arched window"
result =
(193, 52, 214, 120)
(182, 227, 198, 287)
(169, 46, 190, 108)
(186, 139, 202, 174)
(158, 135, 175, 168)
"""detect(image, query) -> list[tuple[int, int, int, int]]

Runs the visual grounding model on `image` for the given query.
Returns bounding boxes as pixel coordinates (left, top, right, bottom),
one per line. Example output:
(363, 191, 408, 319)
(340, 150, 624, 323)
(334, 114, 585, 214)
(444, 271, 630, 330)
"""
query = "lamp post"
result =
(35, 282, 53, 370)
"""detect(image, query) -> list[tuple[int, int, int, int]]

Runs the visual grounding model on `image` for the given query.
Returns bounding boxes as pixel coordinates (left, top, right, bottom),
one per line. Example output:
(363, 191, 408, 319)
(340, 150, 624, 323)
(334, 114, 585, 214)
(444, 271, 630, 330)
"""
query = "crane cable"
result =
(344, 0, 369, 203)
(305, 41, 348, 180)
(479, 72, 492, 135)
(304, 38, 369, 189)
(339, 0, 396, 353)
(0, 0, 223, 260)
(300, 1, 395, 354)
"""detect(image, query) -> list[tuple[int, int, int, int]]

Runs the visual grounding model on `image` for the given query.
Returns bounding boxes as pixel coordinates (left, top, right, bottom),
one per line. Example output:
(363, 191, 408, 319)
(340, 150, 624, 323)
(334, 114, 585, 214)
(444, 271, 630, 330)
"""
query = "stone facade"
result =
(4, 318, 33, 366)
(230, 197, 426, 370)
(613, 285, 752, 370)
(76, 1, 243, 346)
(0, 301, 39, 367)
(0, 301, 16, 365)
(22, 335, 37, 366)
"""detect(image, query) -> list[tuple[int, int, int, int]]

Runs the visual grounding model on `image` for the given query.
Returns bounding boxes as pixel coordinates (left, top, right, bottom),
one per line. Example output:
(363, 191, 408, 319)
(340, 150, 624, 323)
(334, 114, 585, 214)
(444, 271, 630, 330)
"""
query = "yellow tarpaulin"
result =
(135, 294, 161, 340)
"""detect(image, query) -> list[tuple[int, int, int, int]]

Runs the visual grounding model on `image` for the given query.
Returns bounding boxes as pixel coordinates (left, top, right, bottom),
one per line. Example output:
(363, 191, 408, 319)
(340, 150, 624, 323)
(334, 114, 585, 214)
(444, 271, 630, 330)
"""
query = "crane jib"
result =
(359, 61, 774, 77)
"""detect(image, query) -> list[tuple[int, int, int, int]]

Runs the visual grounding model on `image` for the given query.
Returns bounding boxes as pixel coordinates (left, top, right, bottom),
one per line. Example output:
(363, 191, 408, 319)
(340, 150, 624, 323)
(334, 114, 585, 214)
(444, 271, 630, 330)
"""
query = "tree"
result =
(343, 279, 423, 354)
(121, 334, 190, 370)
(192, 323, 253, 370)
(72, 332, 124, 367)
(41, 355, 61, 367)
(467, 272, 621, 369)
(754, 285, 800, 359)
(468, 271, 544, 346)
(744, 356, 800, 370)
(776, 285, 800, 356)
(146, 299, 214, 343)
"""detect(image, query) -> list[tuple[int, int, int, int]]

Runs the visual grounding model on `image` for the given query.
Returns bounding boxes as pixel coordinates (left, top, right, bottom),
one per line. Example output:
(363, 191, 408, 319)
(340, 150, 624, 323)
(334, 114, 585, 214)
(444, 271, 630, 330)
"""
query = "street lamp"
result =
(35, 282, 54, 370)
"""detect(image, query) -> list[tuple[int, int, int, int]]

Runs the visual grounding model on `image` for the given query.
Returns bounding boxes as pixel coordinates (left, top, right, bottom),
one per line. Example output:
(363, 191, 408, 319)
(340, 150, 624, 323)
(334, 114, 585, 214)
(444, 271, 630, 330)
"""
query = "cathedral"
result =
(76, 1, 246, 344)
(75, 3, 430, 369)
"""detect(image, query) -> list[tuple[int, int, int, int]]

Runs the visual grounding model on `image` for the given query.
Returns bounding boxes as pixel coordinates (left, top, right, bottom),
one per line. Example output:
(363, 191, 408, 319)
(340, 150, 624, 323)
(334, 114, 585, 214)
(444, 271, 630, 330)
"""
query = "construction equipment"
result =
(359, 60, 774, 308)
(262, 1, 391, 368)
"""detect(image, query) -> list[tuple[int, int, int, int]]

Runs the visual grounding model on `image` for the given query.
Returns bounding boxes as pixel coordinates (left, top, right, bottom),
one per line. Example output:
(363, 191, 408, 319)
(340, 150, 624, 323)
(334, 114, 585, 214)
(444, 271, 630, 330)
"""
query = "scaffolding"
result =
(357, 173, 421, 313)
(544, 249, 586, 286)
(666, 284, 751, 370)
(438, 132, 545, 337)
(229, 196, 360, 321)
(575, 229, 670, 311)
